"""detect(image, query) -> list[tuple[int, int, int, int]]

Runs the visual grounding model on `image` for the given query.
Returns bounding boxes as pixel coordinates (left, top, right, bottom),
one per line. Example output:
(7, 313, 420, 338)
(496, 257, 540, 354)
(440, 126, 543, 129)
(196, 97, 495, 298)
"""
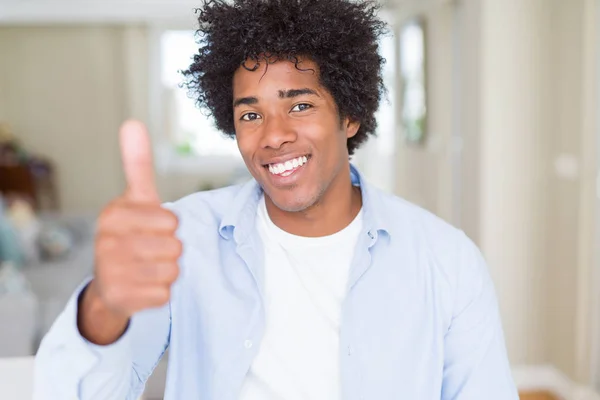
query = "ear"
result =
(344, 117, 360, 139)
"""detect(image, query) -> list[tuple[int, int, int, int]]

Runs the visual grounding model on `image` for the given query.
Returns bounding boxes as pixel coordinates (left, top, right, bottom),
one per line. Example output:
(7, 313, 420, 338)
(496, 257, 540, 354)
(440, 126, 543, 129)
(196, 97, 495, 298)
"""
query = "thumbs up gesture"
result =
(81, 121, 181, 340)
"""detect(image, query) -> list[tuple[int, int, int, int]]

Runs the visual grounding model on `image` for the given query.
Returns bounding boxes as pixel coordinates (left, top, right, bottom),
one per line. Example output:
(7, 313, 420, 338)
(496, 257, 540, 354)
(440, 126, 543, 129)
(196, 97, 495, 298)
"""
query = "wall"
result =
(0, 26, 127, 212)
(456, 0, 481, 245)
(394, 0, 549, 367)
(0, 40, 6, 122)
(543, 0, 585, 379)
(393, 0, 456, 224)
(396, 0, 598, 380)
(544, 0, 598, 384)
(392, 0, 481, 244)
(0, 26, 231, 212)
(479, 0, 549, 366)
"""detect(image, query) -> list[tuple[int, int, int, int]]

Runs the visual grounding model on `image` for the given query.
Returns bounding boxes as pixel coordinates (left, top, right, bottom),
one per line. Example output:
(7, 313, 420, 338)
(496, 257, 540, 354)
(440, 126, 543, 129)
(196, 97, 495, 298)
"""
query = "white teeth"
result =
(268, 156, 309, 175)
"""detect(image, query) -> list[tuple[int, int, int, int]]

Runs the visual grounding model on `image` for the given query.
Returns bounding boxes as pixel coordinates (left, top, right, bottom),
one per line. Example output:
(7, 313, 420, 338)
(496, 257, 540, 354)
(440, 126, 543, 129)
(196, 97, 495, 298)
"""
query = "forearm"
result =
(34, 279, 171, 400)
(34, 280, 138, 400)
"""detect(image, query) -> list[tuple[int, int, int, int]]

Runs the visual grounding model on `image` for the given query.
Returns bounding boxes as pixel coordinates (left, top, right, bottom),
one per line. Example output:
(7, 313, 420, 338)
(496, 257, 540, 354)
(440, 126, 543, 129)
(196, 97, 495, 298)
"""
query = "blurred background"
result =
(0, 0, 598, 399)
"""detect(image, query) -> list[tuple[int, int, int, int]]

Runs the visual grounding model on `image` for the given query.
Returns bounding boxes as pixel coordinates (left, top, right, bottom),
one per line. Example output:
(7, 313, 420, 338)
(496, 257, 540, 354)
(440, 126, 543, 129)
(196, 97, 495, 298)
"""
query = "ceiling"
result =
(0, 0, 207, 24)
(0, 0, 421, 25)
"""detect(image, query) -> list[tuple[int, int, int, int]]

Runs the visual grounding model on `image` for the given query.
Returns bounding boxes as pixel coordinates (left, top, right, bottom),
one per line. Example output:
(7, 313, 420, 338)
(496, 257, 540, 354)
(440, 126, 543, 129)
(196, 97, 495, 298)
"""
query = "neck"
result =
(265, 166, 362, 237)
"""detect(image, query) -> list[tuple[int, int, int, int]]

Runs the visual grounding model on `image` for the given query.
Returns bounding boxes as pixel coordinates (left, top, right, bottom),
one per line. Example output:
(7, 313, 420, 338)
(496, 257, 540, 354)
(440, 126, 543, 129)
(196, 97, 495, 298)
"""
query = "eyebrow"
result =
(278, 88, 319, 99)
(233, 88, 319, 108)
(233, 97, 258, 108)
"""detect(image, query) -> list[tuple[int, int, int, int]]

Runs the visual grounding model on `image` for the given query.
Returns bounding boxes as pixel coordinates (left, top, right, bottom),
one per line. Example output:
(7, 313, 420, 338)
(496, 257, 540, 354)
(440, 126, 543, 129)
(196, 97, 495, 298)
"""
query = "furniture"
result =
(0, 292, 37, 357)
(22, 213, 96, 348)
(0, 357, 35, 400)
(0, 164, 59, 211)
(0, 356, 147, 400)
(0, 213, 95, 356)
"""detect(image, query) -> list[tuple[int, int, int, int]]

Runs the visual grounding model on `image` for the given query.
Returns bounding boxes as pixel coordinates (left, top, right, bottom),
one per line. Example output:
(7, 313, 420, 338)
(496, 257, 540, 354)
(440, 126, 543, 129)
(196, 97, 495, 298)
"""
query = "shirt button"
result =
(347, 345, 354, 355)
(244, 340, 253, 349)
(367, 231, 375, 239)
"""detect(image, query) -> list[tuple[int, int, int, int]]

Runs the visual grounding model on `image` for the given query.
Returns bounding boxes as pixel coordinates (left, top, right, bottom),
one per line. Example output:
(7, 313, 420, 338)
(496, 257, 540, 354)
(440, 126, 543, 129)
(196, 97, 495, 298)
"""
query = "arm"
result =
(33, 279, 171, 400)
(34, 121, 179, 400)
(441, 233, 519, 400)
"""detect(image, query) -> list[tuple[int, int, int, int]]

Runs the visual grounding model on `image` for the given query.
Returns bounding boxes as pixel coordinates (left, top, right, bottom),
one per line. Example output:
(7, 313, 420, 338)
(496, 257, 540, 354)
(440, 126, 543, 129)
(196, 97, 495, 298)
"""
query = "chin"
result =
(267, 190, 319, 213)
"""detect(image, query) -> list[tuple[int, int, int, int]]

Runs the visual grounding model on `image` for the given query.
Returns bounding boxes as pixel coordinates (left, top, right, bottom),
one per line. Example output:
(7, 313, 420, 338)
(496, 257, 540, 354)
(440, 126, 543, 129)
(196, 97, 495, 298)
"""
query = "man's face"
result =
(232, 58, 359, 212)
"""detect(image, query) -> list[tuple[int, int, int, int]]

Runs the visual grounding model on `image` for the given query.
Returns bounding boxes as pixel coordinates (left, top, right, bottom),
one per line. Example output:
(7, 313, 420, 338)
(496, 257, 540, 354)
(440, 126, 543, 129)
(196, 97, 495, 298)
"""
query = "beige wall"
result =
(543, 0, 584, 379)
(479, 0, 549, 366)
(457, 0, 481, 246)
(394, 1, 456, 224)
(0, 26, 127, 212)
(544, 0, 598, 383)
(0, 45, 6, 122)
(393, 0, 481, 244)
(395, 0, 548, 367)
(397, 0, 598, 381)
(0, 26, 231, 212)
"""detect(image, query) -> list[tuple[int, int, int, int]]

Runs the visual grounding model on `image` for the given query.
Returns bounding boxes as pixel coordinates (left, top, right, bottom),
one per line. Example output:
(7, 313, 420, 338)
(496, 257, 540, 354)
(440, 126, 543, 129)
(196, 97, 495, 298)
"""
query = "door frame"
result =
(588, 0, 600, 389)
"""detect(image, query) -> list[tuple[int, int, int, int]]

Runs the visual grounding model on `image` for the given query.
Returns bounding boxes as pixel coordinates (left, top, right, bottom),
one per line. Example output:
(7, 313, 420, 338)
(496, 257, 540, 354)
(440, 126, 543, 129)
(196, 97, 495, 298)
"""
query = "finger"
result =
(130, 286, 172, 310)
(131, 261, 180, 285)
(113, 286, 172, 313)
(97, 234, 183, 262)
(119, 119, 159, 203)
(98, 203, 178, 235)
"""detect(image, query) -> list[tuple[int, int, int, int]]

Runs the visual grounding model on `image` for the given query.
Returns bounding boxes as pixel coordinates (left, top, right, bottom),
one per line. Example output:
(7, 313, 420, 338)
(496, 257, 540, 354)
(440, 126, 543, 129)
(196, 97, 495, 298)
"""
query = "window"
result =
(155, 29, 243, 173)
(352, 16, 397, 193)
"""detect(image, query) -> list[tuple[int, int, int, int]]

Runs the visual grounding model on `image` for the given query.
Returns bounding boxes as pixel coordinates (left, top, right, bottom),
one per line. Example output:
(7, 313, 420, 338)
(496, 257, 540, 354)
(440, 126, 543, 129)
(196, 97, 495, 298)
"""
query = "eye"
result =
(241, 112, 261, 121)
(291, 103, 312, 112)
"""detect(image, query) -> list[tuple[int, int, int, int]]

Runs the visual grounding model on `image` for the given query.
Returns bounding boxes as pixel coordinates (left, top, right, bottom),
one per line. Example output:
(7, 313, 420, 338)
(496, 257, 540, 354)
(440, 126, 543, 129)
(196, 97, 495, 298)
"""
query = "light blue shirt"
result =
(33, 165, 518, 400)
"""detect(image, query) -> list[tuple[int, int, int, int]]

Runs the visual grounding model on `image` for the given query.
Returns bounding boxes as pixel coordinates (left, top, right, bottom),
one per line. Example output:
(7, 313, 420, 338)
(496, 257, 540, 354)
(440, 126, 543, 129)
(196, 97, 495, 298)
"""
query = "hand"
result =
(88, 120, 181, 323)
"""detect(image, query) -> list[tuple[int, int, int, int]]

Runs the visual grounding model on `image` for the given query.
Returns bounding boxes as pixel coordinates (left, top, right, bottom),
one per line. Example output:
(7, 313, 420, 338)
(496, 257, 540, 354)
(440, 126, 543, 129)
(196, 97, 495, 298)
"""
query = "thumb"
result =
(119, 119, 159, 203)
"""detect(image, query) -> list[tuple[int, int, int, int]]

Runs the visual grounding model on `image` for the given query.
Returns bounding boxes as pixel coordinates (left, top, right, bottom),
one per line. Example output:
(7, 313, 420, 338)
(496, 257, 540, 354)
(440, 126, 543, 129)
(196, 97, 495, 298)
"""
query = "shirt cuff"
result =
(44, 278, 133, 377)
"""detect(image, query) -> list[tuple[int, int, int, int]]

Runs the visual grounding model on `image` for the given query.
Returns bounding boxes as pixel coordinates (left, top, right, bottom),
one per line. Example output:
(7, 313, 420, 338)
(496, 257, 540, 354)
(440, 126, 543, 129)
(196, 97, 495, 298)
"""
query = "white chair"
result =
(0, 356, 150, 400)
(0, 356, 34, 400)
(0, 291, 38, 357)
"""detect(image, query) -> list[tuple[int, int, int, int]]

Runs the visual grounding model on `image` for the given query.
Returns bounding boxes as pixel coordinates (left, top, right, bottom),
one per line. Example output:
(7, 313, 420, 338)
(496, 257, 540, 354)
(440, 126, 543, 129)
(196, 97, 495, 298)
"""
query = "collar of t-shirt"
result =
(256, 194, 364, 251)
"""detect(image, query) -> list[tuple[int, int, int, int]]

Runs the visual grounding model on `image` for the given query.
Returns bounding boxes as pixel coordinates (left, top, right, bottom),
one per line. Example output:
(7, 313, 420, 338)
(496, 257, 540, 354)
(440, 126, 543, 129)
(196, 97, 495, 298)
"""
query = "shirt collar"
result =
(219, 163, 392, 243)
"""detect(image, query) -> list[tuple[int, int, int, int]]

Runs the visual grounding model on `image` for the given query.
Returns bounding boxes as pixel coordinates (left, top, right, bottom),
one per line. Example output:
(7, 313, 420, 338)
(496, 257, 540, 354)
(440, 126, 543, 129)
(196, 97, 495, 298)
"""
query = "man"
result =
(34, 0, 519, 399)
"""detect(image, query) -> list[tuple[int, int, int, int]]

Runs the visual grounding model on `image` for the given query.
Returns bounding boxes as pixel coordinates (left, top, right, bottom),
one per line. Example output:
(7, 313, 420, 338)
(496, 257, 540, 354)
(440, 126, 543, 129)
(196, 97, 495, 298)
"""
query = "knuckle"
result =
(157, 288, 171, 305)
(99, 204, 121, 228)
(165, 262, 180, 282)
(164, 210, 179, 231)
(170, 238, 183, 257)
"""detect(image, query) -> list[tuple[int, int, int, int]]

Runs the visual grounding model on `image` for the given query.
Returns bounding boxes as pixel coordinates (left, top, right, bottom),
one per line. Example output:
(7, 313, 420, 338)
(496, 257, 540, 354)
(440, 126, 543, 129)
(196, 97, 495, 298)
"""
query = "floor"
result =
(146, 391, 559, 400)
(147, 391, 559, 400)
(519, 391, 560, 400)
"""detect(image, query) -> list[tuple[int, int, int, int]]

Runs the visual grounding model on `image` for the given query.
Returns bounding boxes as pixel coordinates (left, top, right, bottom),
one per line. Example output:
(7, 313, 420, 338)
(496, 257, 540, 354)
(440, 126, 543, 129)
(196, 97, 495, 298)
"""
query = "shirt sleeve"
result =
(33, 278, 171, 400)
(441, 233, 519, 400)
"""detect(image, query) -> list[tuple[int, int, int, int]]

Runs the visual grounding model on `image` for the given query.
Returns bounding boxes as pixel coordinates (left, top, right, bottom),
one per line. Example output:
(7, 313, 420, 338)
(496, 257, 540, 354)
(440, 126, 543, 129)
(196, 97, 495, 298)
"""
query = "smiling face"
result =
(232, 58, 360, 213)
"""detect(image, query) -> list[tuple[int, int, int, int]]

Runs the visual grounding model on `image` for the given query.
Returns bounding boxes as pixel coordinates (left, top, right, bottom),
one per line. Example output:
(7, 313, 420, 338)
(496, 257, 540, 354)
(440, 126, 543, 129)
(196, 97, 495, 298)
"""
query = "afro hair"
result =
(182, 0, 388, 155)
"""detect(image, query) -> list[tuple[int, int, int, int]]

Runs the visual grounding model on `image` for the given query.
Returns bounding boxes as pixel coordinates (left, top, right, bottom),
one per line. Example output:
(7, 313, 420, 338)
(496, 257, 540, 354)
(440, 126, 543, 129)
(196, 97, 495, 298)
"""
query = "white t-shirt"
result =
(239, 195, 363, 400)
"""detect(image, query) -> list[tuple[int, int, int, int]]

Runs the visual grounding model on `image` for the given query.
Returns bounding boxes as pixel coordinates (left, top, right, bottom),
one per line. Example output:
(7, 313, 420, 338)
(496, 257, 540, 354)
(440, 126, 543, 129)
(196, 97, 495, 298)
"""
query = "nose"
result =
(259, 115, 297, 149)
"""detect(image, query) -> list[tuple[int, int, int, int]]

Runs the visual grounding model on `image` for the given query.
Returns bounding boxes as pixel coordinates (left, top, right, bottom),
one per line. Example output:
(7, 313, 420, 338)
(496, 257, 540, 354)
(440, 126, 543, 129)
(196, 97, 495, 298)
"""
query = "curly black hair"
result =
(182, 0, 388, 155)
